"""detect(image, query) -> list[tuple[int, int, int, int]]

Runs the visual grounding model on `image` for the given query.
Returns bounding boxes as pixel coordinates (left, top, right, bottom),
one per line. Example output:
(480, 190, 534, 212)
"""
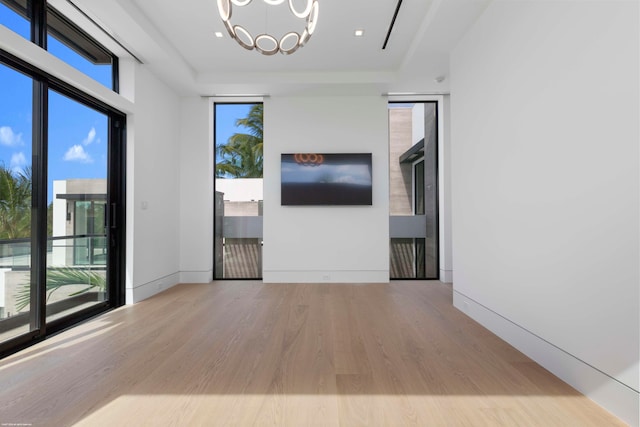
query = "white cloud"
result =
(63, 145, 93, 163)
(0, 126, 24, 146)
(10, 152, 27, 172)
(82, 127, 96, 145)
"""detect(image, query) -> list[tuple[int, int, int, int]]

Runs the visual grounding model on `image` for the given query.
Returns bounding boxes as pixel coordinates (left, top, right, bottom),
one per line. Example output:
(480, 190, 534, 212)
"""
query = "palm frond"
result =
(14, 267, 106, 312)
(217, 104, 263, 178)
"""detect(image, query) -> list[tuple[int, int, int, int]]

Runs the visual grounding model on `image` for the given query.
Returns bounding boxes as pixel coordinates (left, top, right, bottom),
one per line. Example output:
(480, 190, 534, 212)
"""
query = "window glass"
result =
(389, 102, 438, 279)
(47, 7, 113, 89)
(0, 61, 33, 342)
(0, 0, 30, 40)
(46, 88, 108, 322)
(214, 103, 264, 279)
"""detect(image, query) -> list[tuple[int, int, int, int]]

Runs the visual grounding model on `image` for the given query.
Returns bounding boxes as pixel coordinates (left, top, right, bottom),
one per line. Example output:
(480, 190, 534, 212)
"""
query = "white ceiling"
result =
(69, 0, 491, 96)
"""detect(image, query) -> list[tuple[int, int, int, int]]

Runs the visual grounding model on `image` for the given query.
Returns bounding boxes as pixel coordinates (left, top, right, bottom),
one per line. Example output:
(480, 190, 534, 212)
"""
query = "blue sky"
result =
(0, 5, 114, 202)
(0, 57, 109, 202)
(215, 103, 256, 173)
(215, 103, 253, 147)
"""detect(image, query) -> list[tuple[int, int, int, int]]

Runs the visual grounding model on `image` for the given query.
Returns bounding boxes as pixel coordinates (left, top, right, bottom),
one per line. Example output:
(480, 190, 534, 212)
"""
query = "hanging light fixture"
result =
(217, 0, 319, 55)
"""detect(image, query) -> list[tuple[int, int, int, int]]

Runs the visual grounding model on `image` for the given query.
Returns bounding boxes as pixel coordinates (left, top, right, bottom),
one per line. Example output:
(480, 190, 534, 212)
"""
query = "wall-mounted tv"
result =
(281, 153, 372, 206)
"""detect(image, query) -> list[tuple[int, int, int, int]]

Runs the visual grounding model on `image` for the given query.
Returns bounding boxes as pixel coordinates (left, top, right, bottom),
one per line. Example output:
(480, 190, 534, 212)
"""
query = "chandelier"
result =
(217, 0, 319, 55)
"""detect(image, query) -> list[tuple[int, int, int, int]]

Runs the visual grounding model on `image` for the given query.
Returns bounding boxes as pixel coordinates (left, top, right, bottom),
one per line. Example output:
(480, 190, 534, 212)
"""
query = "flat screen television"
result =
(281, 153, 372, 206)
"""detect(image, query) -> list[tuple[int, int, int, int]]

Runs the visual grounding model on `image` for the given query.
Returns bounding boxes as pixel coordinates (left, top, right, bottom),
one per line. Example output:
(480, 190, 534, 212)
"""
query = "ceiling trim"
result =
(201, 94, 268, 100)
(66, 0, 143, 63)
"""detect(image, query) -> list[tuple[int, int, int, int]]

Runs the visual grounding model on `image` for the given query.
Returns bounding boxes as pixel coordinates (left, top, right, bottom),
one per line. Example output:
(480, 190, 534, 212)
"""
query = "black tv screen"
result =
(281, 153, 372, 206)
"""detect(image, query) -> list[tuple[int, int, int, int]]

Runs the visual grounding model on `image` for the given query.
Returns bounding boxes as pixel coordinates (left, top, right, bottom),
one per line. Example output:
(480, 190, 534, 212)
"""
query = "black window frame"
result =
(388, 100, 440, 281)
(213, 101, 264, 281)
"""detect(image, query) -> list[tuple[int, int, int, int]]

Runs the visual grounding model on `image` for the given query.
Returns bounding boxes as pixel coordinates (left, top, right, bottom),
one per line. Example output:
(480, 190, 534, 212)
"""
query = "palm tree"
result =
(216, 104, 263, 178)
(0, 165, 31, 239)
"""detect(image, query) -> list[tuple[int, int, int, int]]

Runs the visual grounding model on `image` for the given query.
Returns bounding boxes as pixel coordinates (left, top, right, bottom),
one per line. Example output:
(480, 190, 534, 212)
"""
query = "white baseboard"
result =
(125, 272, 181, 304)
(180, 270, 213, 284)
(263, 270, 389, 283)
(453, 291, 639, 427)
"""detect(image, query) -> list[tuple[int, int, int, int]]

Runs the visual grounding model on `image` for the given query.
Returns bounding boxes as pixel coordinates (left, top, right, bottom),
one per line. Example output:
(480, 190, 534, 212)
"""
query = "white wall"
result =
(125, 64, 182, 303)
(51, 180, 67, 266)
(262, 96, 389, 283)
(178, 97, 214, 283)
(439, 95, 453, 283)
(450, 1, 639, 425)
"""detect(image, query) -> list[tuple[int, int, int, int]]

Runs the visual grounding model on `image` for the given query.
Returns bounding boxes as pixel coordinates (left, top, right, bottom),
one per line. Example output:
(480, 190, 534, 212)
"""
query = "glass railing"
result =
(46, 235, 107, 321)
(214, 189, 264, 279)
(49, 235, 107, 267)
(0, 238, 30, 269)
(0, 235, 107, 329)
(0, 238, 32, 342)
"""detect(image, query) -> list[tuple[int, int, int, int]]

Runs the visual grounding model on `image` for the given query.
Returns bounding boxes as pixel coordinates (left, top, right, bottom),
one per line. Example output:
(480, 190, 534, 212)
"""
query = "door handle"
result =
(110, 203, 117, 229)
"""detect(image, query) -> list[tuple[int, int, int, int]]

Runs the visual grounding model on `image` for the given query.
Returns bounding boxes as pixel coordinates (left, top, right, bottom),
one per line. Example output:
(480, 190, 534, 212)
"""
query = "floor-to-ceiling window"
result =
(0, 0, 125, 357)
(389, 102, 438, 279)
(214, 103, 263, 279)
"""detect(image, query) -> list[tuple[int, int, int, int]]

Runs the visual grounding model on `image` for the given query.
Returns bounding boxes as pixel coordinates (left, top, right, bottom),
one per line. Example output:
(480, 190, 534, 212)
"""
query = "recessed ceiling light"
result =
(215, 31, 224, 38)
(354, 29, 364, 37)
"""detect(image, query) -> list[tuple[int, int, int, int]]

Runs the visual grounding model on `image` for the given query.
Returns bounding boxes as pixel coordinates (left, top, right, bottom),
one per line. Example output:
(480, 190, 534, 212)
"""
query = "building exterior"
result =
(52, 179, 107, 267)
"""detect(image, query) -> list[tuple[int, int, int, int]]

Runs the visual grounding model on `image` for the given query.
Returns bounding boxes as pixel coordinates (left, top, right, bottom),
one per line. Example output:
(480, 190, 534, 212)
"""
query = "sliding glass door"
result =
(45, 89, 110, 322)
(0, 59, 125, 357)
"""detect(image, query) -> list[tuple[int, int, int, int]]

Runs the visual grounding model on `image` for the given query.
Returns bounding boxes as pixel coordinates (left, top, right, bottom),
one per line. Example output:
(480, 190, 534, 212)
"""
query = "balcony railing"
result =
(0, 234, 108, 324)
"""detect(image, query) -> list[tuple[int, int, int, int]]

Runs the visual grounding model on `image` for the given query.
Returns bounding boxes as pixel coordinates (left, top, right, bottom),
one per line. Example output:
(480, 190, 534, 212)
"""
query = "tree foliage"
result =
(216, 104, 263, 178)
(0, 165, 31, 239)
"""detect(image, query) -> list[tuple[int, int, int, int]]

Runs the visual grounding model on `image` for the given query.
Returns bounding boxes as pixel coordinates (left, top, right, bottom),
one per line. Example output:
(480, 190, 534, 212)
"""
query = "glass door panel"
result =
(46, 89, 107, 322)
(389, 102, 438, 279)
(0, 62, 34, 344)
(214, 103, 263, 279)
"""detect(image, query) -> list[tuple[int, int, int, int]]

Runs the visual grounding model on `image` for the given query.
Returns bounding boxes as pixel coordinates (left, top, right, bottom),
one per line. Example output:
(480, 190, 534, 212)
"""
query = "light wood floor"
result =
(0, 281, 625, 426)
